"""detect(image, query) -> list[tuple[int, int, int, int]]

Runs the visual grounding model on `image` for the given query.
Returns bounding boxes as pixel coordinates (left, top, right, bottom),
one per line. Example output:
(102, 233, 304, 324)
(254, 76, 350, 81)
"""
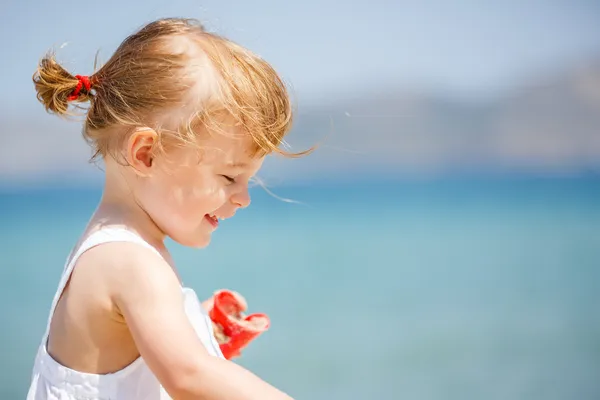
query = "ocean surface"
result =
(1, 178, 599, 399)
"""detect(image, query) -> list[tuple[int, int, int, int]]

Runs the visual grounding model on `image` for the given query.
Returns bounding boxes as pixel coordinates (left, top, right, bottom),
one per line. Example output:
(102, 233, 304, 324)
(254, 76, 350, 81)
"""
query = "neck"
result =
(88, 158, 166, 251)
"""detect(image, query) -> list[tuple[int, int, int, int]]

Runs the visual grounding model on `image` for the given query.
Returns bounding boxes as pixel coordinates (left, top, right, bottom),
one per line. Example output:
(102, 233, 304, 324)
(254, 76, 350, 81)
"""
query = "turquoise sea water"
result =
(1, 178, 599, 399)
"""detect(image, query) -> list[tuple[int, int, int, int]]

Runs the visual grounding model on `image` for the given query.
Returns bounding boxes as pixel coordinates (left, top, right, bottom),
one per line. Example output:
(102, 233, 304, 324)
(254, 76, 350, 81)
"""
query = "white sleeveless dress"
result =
(27, 228, 224, 400)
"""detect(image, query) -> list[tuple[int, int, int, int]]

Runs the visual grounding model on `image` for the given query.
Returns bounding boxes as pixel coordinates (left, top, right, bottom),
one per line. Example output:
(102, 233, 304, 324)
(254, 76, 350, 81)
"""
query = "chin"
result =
(170, 232, 212, 249)
(189, 238, 211, 249)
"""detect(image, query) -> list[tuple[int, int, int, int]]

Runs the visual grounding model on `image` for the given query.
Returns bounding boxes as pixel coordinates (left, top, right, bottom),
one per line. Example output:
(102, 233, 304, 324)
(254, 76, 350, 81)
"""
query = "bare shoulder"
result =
(72, 241, 181, 309)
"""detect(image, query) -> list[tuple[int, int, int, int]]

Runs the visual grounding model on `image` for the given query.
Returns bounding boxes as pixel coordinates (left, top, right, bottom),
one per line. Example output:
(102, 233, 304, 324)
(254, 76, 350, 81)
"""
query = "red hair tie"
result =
(67, 75, 92, 101)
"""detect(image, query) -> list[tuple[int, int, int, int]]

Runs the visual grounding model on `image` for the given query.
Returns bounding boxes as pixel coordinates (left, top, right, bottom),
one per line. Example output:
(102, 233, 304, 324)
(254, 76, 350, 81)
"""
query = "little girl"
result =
(27, 17, 308, 400)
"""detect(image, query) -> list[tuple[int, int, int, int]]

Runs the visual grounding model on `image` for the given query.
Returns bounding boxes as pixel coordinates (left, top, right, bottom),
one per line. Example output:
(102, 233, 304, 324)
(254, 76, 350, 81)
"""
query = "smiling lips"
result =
(204, 214, 219, 228)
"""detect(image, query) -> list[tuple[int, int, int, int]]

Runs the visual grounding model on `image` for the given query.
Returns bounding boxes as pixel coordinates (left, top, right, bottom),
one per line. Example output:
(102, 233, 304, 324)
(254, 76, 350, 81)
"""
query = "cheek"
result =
(173, 178, 226, 212)
(143, 170, 226, 225)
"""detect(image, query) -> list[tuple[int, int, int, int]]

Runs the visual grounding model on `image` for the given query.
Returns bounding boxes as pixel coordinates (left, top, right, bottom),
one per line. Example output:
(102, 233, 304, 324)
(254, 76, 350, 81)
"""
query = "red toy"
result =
(208, 289, 270, 359)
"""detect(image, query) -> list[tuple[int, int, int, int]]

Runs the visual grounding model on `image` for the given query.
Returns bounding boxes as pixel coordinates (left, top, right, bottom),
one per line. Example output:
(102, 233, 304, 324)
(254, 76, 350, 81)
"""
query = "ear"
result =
(125, 127, 158, 176)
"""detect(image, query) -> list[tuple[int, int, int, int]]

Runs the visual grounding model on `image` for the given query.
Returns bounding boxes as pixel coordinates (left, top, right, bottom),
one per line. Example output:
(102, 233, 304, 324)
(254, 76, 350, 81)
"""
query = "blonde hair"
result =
(33, 17, 311, 161)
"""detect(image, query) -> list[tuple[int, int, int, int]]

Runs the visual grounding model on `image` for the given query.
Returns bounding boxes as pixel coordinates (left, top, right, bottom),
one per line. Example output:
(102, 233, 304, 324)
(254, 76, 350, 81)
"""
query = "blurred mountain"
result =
(265, 58, 600, 183)
(2, 59, 600, 187)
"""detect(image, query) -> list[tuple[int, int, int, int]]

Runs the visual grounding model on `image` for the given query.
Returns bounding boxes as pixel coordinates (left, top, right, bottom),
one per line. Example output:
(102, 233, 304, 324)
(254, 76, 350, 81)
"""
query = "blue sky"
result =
(1, 0, 600, 185)
(3, 0, 600, 106)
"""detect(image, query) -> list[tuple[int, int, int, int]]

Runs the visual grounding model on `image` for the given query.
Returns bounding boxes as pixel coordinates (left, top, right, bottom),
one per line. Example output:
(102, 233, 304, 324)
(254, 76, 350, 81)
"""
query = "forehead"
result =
(198, 127, 263, 169)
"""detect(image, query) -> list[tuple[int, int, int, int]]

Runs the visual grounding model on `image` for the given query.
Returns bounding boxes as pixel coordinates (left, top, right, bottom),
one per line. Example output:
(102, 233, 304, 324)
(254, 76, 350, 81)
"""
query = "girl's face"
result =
(129, 126, 264, 248)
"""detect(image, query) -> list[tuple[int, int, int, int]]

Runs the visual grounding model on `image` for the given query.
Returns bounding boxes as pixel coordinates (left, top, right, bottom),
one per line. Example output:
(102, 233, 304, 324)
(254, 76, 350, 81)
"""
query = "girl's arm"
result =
(106, 242, 292, 400)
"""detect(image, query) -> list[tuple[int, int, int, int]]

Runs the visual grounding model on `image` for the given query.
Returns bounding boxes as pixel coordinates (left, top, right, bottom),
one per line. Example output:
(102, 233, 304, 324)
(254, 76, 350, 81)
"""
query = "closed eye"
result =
(221, 175, 236, 184)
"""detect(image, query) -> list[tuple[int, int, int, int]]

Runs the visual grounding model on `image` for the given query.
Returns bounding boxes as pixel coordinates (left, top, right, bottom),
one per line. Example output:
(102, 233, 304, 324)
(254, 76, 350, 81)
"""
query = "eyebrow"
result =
(225, 161, 249, 169)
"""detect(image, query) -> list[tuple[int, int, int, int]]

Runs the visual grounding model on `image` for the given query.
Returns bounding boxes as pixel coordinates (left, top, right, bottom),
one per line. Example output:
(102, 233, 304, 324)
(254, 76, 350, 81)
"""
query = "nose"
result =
(230, 187, 251, 209)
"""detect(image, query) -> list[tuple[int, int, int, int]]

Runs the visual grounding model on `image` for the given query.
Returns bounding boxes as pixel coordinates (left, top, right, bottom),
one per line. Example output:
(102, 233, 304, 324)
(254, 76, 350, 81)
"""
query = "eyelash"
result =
(221, 175, 236, 184)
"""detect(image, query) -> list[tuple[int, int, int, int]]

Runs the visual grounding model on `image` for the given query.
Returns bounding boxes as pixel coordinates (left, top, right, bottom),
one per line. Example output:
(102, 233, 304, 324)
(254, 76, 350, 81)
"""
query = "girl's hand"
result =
(202, 289, 269, 359)
(202, 290, 246, 354)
